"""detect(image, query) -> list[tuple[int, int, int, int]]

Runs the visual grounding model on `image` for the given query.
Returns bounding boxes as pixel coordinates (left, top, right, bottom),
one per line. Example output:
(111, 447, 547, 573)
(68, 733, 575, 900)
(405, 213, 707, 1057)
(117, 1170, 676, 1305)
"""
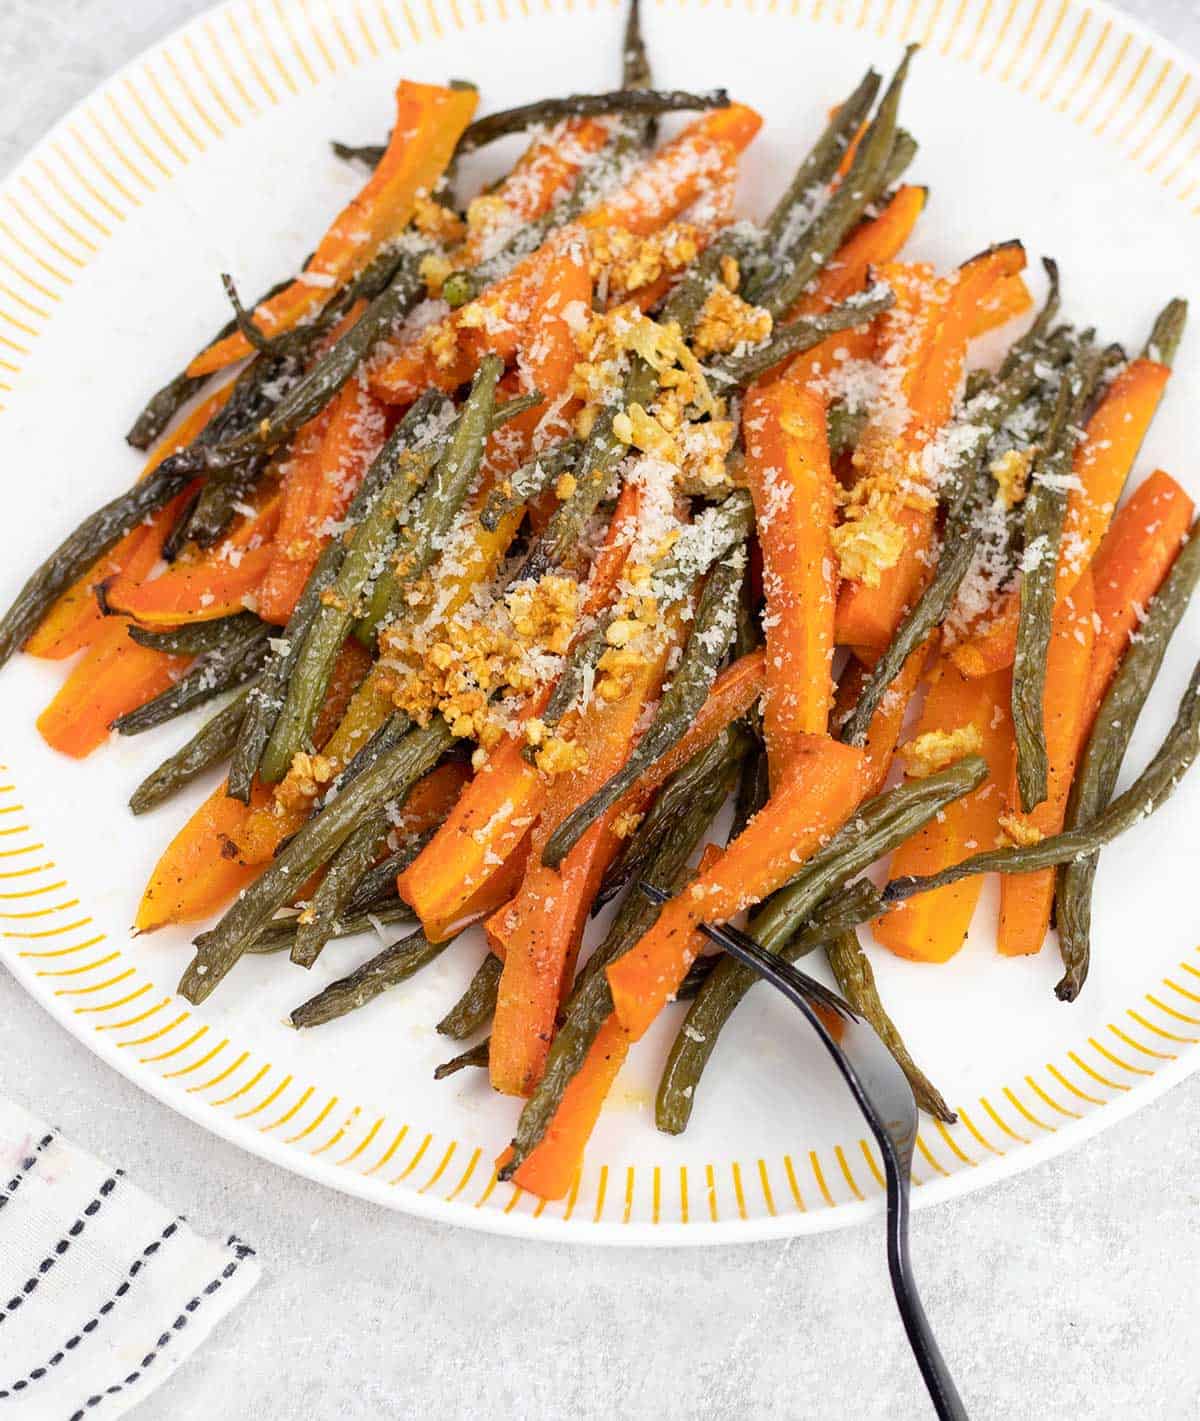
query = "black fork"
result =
(639, 885, 968, 1420)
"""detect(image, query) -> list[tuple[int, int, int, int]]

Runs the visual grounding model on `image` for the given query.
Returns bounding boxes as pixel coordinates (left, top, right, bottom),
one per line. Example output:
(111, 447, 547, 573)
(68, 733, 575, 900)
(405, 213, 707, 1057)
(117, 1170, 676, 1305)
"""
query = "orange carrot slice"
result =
(873, 661, 1013, 963)
(607, 735, 869, 1040)
(580, 105, 762, 235)
(257, 378, 390, 624)
(836, 244, 1028, 651)
(506, 1013, 630, 1201)
(188, 81, 477, 377)
(105, 494, 282, 626)
(37, 623, 188, 760)
(997, 570, 1096, 956)
(1081, 470, 1194, 743)
(743, 377, 836, 781)
(136, 781, 273, 931)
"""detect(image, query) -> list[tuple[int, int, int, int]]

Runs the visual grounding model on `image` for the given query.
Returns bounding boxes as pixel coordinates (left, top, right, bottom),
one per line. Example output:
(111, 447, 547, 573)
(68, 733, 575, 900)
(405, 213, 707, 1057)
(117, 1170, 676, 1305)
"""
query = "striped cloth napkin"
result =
(0, 1094, 259, 1418)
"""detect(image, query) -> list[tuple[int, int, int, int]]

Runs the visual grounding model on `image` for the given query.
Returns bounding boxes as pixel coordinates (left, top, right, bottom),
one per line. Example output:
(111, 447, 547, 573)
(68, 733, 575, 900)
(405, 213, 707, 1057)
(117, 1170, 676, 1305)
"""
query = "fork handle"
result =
(887, 1186, 969, 1420)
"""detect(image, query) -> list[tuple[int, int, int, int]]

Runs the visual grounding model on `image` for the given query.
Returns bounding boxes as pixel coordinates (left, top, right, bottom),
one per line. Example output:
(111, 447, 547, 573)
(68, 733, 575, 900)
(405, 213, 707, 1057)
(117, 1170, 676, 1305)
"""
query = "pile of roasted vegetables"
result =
(5, 1, 1199, 1199)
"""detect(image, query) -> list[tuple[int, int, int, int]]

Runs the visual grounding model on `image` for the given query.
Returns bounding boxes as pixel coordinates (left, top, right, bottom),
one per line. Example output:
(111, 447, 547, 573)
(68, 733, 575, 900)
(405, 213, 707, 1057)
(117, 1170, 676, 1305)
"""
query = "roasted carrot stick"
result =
(873, 662, 1013, 963)
(580, 104, 762, 235)
(743, 378, 836, 781)
(188, 81, 477, 377)
(950, 356, 1173, 677)
(135, 780, 274, 931)
(486, 813, 622, 1097)
(257, 378, 389, 624)
(970, 272, 1033, 338)
(836, 244, 1028, 651)
(997, 570, 1095, 956)
(1080, 470, 1194, 742)
(25, 389, 230, 660)
(457, 118, 610, 266)
(486, 616, 684, 1095)
(505, 1013, 630, 1200)
(369, 225, 585, 405)
(607, 735, 869, 1040)
(104, 493, 282, 626)
(37, 623, 188, 760)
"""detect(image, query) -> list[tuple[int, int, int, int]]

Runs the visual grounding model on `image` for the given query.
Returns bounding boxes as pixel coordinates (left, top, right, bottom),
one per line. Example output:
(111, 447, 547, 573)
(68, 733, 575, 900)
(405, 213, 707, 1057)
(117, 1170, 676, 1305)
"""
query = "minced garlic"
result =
(990, 448, 1033, 508)
(997, 811, 1043, 847)
(900, 725, 983, 779)
(690, 285, 772, 360)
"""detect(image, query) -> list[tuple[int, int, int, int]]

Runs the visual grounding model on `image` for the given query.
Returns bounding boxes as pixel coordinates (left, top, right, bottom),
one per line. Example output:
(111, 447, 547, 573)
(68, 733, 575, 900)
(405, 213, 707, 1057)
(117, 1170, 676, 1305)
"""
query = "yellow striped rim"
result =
(0, 0, 1198, 1233)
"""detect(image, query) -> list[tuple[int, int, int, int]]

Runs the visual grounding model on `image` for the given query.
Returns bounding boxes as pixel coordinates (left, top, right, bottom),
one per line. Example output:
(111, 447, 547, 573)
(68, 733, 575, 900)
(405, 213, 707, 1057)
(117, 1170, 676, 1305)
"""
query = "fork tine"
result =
(692, 916, 856, 1020)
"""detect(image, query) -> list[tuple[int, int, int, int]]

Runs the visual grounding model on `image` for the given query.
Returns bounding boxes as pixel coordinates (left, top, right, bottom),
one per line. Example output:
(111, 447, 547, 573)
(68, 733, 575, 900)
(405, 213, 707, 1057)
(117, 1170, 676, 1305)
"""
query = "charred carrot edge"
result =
(608, 735, 869, 1040)
(998, 571, 1096, 956)
(873, 661, 1013, 963)
(188, 81, 478, 377)
(743, 378, 836, 783)
(950, 358, 1173, 677)
(1081, 470, 1195, 744)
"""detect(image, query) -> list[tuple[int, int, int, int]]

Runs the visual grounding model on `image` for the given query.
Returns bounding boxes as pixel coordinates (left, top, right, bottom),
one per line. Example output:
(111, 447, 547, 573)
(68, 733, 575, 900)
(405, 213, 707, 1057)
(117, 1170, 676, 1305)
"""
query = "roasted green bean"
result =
(291, 926, 449, 1029)
(112, 618, 271, 737)
(358, 354, 504, 636)
(129, 682, 256, 815)
(180, 716, 454, 1003)
(1055, 519, 1200, 998)
(706, 283, 895, 389)
(480, 440, 580, 532)
(434, 1039, 491, 1080)
(824, 929, 953, 1121)
(228, 393, 447, 797)
(761, 68, 881, 255)
(127, 611, 265, 657)
(437, 952, 503, 1039)
(291, 810, 392, 968)
(755, 46, 916, 318)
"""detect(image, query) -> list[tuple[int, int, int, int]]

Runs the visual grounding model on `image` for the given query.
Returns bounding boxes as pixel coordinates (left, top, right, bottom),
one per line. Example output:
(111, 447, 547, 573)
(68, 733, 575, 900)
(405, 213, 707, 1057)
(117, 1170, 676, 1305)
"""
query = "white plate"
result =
(2, 0, 1199, 1244)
